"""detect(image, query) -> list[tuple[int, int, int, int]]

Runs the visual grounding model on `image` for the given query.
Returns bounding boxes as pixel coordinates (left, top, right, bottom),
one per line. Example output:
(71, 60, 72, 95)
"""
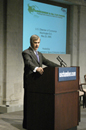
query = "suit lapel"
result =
(28, 47, 40, 64)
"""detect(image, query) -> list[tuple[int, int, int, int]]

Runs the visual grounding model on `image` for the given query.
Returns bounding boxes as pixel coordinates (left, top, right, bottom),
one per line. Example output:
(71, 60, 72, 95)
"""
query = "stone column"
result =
(78, 6, 86, 82)
(69, 5, 79, 66)
(0, 0, 23, 113)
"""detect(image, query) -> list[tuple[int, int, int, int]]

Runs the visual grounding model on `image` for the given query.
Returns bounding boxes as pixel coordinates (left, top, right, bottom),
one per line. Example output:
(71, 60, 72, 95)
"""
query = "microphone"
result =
(56, 56, 67, 67)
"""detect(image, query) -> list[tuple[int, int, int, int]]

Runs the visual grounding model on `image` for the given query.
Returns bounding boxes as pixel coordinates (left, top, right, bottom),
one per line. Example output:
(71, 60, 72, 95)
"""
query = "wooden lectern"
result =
(27, 67, 79, 130)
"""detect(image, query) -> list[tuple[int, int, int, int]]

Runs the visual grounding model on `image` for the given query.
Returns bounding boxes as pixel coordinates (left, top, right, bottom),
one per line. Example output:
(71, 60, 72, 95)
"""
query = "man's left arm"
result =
(41, 54, 60, 67)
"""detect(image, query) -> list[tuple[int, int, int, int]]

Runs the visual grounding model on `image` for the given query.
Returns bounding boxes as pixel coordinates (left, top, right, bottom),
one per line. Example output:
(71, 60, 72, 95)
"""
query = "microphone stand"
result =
(56, 56, 67, 67)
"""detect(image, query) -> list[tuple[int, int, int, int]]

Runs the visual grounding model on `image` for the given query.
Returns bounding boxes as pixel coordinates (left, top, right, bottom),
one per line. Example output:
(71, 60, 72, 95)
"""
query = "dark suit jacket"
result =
(22, 47, 60, 88)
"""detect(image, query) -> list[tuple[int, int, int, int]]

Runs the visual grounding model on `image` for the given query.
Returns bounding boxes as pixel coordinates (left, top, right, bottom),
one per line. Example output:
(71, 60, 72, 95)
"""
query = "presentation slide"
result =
(23, 0, 67, 54)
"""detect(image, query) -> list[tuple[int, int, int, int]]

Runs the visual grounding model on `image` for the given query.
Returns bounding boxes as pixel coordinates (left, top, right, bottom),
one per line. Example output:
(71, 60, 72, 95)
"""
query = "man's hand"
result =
(36, 67, 44, 75)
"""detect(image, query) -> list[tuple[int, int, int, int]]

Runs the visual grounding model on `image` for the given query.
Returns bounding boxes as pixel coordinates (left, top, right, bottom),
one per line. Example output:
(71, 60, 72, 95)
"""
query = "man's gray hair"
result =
(30, 35, 40, 46)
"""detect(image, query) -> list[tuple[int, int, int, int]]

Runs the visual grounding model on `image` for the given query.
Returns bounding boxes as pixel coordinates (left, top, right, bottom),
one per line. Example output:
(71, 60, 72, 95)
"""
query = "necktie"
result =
(35, 51, 39, 62)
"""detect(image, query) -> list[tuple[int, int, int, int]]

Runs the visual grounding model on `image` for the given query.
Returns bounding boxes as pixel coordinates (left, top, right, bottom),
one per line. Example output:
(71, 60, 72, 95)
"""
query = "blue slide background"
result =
(23, 0, 67, 54)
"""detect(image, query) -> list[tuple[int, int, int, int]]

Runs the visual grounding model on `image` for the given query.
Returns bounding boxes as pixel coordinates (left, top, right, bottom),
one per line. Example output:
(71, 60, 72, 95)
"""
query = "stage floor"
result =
(0, 106, 86, 130)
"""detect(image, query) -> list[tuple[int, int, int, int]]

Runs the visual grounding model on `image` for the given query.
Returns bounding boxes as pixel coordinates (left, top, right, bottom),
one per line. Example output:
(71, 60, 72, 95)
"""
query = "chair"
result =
(79, 83, 86, 108)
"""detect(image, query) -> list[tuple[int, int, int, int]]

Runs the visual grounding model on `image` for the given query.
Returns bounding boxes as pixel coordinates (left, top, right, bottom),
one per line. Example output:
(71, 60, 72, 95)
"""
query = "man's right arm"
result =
(22, 52, 44, 75)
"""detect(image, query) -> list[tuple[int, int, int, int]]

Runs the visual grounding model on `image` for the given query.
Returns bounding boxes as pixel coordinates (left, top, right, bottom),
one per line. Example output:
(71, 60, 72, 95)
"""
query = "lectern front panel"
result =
(54, 91, 79, 130)
(55, 67, 79, 94)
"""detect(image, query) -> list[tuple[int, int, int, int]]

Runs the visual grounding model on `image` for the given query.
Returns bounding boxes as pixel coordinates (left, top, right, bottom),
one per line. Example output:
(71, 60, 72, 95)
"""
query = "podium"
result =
(27, 67, 79, 130)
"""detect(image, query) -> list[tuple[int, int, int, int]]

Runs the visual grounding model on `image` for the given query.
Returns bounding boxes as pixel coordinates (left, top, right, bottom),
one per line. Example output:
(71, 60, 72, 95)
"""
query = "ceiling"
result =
(50, 0, 86, 5)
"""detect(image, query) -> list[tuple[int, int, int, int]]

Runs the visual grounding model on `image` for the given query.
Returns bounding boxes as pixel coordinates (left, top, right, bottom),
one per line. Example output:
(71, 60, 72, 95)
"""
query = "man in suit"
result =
(22, 34, 60, 129)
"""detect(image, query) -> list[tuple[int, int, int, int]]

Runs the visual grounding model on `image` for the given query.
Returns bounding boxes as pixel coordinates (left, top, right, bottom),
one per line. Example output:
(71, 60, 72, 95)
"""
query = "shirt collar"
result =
(30, 46, 38, 54)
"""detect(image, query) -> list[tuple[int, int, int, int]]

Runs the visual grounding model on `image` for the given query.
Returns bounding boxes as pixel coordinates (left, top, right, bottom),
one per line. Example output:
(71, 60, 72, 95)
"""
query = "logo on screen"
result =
(27, 3, 65, 18)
